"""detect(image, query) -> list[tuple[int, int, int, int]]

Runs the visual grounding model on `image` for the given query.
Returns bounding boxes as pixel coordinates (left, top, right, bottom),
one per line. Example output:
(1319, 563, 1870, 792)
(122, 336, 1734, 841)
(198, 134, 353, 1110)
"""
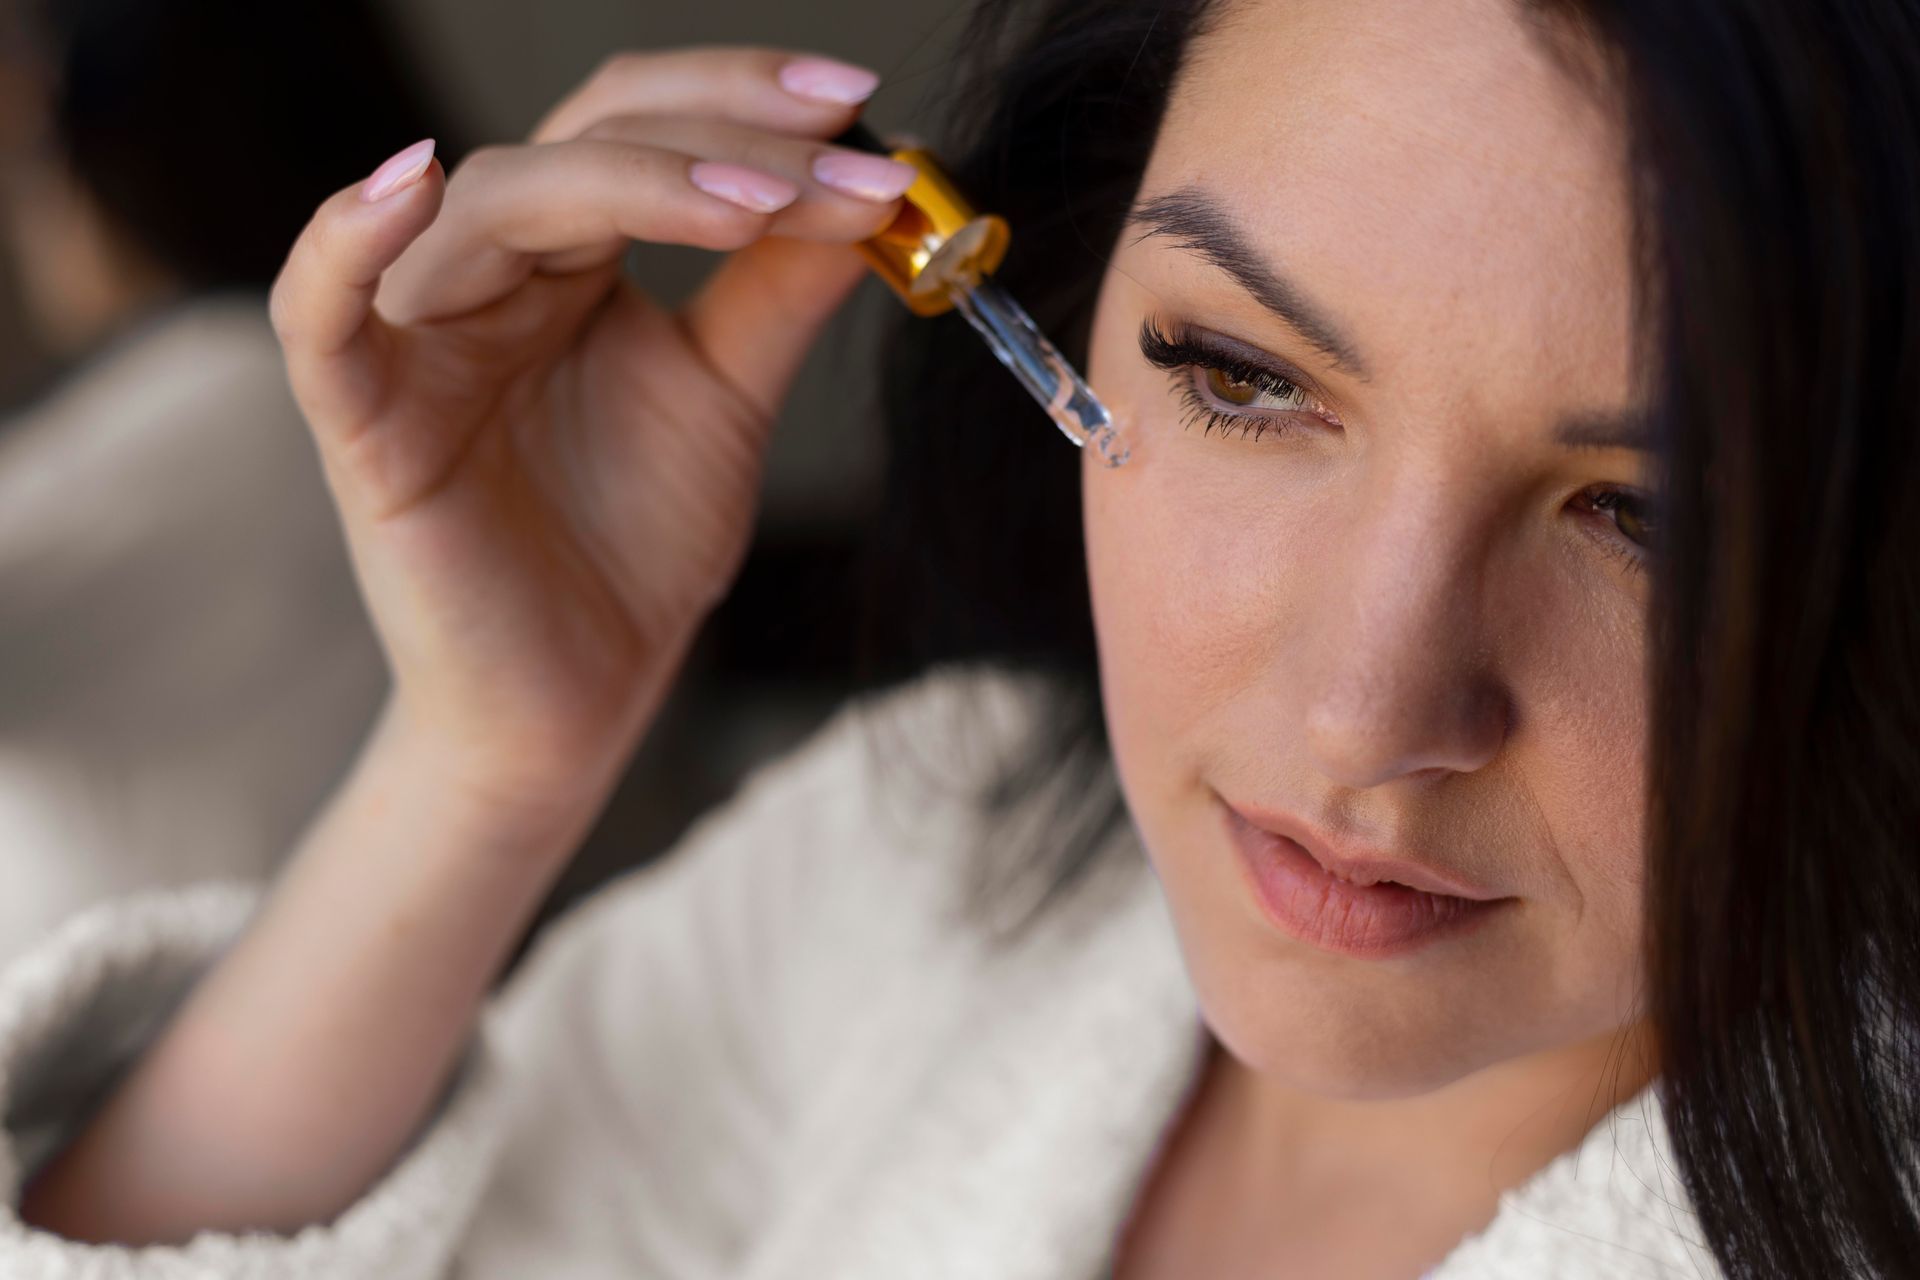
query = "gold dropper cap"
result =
(833, 122, 1009, 317)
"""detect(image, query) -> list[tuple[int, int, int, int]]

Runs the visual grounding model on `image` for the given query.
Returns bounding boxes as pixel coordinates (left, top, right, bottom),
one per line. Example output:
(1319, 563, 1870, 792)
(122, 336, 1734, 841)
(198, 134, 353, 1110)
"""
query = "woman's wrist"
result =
(360, 692, 636, 866)
(365, 611, 700, 859)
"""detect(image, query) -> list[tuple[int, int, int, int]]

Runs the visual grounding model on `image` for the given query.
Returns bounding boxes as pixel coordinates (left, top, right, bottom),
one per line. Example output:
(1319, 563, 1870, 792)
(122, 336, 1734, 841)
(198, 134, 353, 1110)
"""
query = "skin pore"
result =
(1083, 0, 1660, 1276)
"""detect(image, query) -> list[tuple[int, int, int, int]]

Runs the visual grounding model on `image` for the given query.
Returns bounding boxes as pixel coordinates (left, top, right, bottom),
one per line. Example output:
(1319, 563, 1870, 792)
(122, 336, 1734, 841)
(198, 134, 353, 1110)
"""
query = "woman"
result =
(5, 0, 1917, 1275)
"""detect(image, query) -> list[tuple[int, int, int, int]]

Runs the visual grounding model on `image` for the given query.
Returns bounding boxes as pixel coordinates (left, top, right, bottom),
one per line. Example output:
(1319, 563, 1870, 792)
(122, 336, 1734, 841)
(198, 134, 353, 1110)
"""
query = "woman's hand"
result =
(18, 50, 915, 1247)
(271, 47, 912, 827)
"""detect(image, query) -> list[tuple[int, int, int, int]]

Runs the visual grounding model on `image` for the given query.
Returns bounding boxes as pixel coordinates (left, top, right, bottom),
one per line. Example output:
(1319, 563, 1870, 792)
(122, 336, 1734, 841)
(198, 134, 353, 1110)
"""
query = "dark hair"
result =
(854, 0, 1203, 922)
(1599, 2, 1920, 1276)
(34, 0, 461, 290)
(853, 0, 1920, 1274)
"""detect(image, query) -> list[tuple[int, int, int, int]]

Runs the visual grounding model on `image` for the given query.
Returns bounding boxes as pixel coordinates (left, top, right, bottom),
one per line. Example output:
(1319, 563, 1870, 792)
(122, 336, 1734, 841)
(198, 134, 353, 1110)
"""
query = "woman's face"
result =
(1083, 0, 1654, 1096)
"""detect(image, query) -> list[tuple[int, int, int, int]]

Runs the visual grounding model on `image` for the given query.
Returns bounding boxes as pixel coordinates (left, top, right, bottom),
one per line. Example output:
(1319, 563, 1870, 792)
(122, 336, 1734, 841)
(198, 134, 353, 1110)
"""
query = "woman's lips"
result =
(1219, 799, 1512, 959)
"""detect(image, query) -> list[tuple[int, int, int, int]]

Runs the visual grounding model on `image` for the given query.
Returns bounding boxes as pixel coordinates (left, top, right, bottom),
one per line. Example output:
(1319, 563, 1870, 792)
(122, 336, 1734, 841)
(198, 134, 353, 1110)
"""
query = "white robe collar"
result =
(750, 843, 1715, 1279)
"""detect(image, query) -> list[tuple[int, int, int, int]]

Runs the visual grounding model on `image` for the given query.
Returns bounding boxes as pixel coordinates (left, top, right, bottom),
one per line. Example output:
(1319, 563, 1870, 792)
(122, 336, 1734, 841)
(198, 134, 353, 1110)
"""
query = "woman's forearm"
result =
(18, 693, 631, 1245)
(15, 35, 885, 1247)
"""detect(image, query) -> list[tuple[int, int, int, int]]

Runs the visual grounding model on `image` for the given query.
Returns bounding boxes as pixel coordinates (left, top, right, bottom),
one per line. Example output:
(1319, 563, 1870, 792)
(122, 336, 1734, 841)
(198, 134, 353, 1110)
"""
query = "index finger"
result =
(531, 46, 881, 144)
(269, 141, 446, 441)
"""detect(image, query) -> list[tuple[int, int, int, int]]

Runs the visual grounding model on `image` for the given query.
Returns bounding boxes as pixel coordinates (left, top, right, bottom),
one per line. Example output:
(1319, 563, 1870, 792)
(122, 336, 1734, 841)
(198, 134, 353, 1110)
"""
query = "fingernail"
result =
(777, 55, 881, 106)
(362, 138, 436, 202)
(689, 161, 799, 213)
(812, 150, 917, 202)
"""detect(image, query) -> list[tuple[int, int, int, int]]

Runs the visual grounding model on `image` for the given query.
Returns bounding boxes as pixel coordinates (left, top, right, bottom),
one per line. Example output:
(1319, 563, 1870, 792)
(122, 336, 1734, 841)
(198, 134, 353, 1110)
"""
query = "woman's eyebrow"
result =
(1126, 185, 1372, 381)
(1554, 408, 1653, 453)
(1127, 185, 1655, 455)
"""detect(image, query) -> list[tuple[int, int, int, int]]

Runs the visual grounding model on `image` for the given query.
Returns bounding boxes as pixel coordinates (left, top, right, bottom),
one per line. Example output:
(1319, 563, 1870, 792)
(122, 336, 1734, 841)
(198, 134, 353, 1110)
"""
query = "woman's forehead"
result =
(1139, 0, 1637, 424)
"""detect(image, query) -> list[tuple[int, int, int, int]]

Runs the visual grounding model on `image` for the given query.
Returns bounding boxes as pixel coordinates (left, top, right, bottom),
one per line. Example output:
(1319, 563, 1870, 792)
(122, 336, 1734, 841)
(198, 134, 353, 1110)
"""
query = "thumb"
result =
(269, 139, 448, 444)
(677, 236, 871, 424)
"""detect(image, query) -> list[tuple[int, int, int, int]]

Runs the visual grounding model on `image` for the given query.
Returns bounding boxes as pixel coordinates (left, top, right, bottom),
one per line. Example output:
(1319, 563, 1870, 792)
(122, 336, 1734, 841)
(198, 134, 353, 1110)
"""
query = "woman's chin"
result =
(1194, 993, 1496, 1102)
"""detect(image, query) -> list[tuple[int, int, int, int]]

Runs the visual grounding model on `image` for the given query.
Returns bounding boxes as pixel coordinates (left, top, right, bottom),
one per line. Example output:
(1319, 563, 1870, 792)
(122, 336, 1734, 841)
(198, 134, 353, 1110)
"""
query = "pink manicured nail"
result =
(362, 138, 436, 202)
(689, 161, 799, 213)
(812, 150, 917, 202)
(777, 56, 881, 105)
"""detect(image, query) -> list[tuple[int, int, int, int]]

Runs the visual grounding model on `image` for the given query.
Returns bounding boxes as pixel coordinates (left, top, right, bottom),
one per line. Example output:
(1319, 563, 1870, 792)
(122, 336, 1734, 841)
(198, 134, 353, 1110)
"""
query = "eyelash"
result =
(1137, 317, 1333, 442)
(1575, 489, 1656, 575)
(1135, 315, 1656, 575)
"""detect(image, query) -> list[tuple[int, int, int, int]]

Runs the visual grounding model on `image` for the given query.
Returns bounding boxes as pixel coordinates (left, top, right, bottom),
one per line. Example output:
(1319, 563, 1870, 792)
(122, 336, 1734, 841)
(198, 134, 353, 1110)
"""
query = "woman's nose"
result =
(1297, 507, 1511, 791)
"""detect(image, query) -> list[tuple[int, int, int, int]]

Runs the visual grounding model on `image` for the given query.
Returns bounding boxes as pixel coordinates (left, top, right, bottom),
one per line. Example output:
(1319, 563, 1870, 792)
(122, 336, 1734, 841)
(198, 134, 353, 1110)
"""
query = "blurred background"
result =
(0, 0, 972, 960)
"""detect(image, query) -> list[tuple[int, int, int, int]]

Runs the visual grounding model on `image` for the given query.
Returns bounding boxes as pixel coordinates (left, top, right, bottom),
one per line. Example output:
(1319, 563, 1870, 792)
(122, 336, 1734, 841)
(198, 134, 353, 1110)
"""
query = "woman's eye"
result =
(1587, 488, 1659, 554)
(1615, 497, 1653, 547)
(1203, 365, 1267, 407)
(1136, 318, 1332, 437)
(1197, 363, 1311, 415)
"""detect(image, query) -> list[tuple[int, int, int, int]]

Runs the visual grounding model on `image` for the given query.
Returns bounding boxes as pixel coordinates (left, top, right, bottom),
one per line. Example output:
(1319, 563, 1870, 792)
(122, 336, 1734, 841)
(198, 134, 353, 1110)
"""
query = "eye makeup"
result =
(1138, 315, 1341, 442)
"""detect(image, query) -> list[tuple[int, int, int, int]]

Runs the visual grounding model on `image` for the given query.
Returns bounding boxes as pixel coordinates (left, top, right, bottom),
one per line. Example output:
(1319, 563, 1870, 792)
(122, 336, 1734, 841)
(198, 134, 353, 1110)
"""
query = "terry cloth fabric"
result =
(0, 665, 1719, 1278)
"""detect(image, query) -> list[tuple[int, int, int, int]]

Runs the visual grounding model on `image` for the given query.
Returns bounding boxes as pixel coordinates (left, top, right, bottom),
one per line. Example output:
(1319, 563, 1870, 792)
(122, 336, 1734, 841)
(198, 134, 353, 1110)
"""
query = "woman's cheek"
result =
(1482, 553, 1652, 1010)
(1089, 443, 1258, 700)
(1085, 437, 1322, 843)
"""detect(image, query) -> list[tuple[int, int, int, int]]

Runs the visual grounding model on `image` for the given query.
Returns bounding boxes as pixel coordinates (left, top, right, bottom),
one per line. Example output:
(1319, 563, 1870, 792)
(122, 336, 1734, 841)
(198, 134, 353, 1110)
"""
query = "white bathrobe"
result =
(0, 666, 1720, 1278)
(0, 297, 385, 963)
